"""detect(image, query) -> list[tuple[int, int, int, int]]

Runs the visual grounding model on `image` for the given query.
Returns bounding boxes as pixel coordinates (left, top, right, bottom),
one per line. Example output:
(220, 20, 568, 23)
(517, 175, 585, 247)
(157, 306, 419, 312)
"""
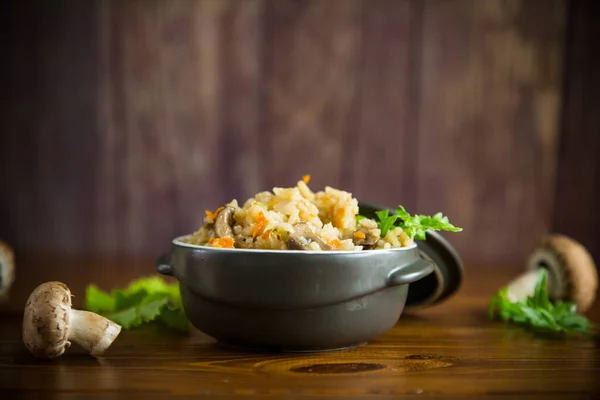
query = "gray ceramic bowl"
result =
(156, 239, 434, 352)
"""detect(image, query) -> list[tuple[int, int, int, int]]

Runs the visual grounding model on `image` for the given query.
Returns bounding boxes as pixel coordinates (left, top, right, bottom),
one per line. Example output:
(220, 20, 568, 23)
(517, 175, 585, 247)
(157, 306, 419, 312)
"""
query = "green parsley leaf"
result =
(159, 306, 191, 332)
(85, 285, 116, 313)
(139, 297, 170, 323)
(114, 289, 148, 310)
(395, 206, 462, 240)
(375, 210, 399, 237)
(489, 269, 597, 336)
(375, 209, 389, 221)
(84, 276, 190, 333)
(356, 205, 462, 240)
(105, 307, 140, 329)
(355, 215, 367, 226)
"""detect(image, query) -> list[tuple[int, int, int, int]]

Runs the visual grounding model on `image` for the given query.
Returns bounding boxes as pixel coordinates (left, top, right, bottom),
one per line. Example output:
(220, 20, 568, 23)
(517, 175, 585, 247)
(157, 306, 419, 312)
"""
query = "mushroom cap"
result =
(0, 240, 15, 299)
(288, 222, 332, 250)
(527, 234, 598, 313)
(22, 281, 73, 359)
(214, 206, 236, 238)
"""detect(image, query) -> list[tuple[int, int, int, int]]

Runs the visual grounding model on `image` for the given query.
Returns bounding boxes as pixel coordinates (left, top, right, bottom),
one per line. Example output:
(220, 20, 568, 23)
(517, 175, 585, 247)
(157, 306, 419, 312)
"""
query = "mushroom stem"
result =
(0, 240, 15, 301)
(505, 268, 545, 303)
(68, 309, 121, 357)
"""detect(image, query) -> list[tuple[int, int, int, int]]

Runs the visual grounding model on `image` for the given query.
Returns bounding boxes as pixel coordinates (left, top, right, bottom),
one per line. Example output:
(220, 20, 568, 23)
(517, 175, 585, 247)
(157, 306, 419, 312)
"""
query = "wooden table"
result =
(1, 264, 599, 399)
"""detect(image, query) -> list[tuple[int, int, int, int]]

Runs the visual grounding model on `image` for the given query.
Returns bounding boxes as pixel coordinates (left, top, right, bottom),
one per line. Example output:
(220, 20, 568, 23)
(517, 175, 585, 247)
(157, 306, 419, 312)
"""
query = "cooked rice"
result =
(185, 177, 414, 251)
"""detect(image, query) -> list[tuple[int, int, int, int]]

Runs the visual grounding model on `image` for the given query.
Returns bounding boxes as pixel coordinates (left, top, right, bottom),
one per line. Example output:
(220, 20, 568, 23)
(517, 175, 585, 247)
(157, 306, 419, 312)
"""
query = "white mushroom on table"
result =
(506, 234, 598, 313)
(22, 281, 122, 360)
(0, 240, 15, 301)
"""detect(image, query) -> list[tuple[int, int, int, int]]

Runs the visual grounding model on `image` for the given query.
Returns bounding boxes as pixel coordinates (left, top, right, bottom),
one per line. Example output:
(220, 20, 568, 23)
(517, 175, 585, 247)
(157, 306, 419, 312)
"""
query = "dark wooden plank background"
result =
(416, 0, 566, 264)
(0, 0, 596, 279)
(552, 0, 600, 266)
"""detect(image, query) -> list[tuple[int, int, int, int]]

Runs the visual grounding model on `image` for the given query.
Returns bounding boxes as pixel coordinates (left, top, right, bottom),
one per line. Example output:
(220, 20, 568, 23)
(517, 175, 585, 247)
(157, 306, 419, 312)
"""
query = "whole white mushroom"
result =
(22, 281, 122, 360)
(506, 234, 598, 313)
(0, 240, 15, 301)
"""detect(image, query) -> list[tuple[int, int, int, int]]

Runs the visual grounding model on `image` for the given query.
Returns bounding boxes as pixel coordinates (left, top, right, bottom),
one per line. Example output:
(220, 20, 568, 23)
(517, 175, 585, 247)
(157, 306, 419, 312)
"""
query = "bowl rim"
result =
(171, 234, 418, 255)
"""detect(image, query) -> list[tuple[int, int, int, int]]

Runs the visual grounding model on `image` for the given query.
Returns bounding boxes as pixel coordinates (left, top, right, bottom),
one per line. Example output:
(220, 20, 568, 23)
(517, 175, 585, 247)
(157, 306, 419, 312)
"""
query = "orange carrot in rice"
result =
(353, 231, 366, 239)
(252, 211, 267, 238)
(261, 229, 273, 240)
(302, 174, 311, 184)
(208, 237, 234, 248)
(333, 207, 345, 228)
(328, 238, 341, 248)
(205, 206, 224, 220)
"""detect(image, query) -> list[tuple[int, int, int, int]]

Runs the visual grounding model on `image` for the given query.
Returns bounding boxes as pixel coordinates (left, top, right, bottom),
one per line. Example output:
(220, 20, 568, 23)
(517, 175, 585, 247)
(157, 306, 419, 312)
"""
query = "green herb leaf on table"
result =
(488, 269, 596, 336)
(159, 306, 191, 332)
(357, 205, 462, 240)
(85, 284, 116, 313)
(85, 276, 189, 333)
(104, 307, 140, 329)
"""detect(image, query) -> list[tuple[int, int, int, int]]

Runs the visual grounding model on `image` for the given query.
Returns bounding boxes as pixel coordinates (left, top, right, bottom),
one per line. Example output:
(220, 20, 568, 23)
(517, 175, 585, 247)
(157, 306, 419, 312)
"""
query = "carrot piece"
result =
(261, 229, 273, 240)
(353, 231, 366, 239)
(333, 207, 345, 228)
(328, 238, 341, 248)
(205, 206, 224, 220)
(208, 237, 234, 248)
(302, 174, 311, 184)
(252, 211, 267, 238)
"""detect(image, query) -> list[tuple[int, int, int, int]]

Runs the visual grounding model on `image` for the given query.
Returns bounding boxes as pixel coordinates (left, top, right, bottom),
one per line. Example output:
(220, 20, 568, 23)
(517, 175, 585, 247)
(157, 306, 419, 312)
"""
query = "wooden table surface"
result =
(1, 263, 599, 399)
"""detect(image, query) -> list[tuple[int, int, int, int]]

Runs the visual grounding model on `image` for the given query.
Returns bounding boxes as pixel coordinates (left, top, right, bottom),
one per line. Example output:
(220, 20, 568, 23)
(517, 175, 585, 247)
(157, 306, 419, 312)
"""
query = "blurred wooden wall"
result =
(552, 0, 600, 266)
(1, 0, 593, 269)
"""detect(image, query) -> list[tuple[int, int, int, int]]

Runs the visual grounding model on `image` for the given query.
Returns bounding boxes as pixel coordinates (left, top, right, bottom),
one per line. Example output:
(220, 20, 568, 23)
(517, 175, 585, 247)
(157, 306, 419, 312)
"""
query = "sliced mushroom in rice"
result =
(287, 222, 332, 251)
(214, 206, 236, 238)
(352, 228, 379, 250)
(287, 235, 309, 250)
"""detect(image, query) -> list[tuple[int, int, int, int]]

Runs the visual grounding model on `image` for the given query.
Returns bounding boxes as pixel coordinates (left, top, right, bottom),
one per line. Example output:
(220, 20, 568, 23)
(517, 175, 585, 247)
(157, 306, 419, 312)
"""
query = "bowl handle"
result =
(155, 253, 174, 276)
(387, 258, 435, 286)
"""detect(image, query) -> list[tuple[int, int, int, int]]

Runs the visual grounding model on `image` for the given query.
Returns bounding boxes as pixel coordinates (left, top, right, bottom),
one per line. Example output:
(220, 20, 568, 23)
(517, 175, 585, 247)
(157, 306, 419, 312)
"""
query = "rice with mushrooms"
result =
(185, 175, 414, 251)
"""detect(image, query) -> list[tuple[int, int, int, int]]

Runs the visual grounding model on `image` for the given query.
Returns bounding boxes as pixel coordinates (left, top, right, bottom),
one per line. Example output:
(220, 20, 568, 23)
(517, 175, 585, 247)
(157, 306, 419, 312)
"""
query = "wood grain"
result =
(1, 264, 599, 398)
(415, 0, 566, 265)
(552, 0, 600, 262)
